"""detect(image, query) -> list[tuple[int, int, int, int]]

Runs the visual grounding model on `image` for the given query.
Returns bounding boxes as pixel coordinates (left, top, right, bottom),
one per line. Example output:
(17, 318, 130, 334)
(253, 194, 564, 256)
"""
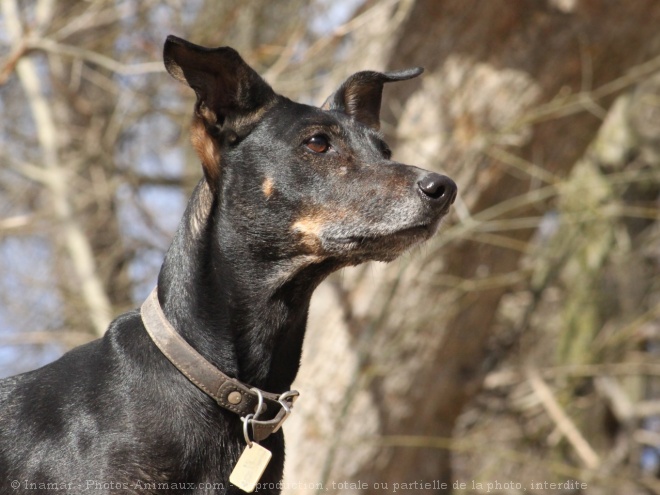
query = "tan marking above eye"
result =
(262, 177, 275, 198)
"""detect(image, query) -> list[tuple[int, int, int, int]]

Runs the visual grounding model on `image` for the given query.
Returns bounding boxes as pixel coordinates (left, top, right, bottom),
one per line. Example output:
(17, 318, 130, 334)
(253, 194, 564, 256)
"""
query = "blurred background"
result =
(2, 1, 660, 493)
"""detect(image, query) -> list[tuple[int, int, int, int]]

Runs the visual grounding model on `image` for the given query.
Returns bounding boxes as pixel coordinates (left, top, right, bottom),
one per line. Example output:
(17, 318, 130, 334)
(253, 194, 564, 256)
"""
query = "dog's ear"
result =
(164, 35, 276, 186)
(322, 68, 424, 130)
(164, 35, 275, 125)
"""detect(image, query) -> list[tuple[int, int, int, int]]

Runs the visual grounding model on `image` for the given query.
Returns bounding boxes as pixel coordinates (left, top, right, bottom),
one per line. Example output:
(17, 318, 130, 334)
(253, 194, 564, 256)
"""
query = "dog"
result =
(0, 35, 456, 494)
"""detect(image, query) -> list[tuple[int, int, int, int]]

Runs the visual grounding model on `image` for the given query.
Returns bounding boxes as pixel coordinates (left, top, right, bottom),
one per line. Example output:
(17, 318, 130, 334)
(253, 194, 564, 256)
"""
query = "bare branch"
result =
(28, 38, 164, 76)
(0, 214, 35, 233)
(526, 366, 601, 470)
(0, 330, 94, 348)
(2, 0, 113, 337)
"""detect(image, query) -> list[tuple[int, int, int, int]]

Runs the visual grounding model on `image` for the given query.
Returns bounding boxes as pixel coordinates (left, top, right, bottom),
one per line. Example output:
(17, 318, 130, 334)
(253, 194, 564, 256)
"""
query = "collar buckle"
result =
(242, 389, 299, 444)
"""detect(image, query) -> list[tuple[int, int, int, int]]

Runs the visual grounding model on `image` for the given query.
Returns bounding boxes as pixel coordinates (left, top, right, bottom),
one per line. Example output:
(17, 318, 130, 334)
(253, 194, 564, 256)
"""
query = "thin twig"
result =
(526, 366, 601, 470)
(0, 38, 27, 85)
(0, 214, 34, 232)
(28, 38, 164, 76)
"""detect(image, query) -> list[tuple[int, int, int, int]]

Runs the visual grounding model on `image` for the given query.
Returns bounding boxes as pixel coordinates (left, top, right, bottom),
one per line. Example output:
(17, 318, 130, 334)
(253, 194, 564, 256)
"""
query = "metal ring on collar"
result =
(277, 390, 299, 414)
(242, 413, 255, 446)
(268, 390, 299, 433)
(241, 389, 266, 446)
(241, 389, 300, 443)
(250, 387, 266, 420)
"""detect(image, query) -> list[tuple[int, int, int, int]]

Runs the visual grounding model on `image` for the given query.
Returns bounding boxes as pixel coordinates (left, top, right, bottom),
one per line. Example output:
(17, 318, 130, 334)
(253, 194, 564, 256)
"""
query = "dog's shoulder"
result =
(0, 309, 146, 399)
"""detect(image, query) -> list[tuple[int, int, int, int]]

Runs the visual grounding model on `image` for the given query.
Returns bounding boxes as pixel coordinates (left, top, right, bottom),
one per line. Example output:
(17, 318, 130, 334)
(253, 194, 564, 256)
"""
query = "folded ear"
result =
(164, 35, 276, 126)
(163, 35, 276, 186)
(321, 68, 424, 130)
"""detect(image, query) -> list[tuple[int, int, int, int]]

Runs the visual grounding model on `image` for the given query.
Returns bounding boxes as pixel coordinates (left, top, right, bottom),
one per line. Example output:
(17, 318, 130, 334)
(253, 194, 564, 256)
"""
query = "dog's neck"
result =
(156, 180, 332, 393)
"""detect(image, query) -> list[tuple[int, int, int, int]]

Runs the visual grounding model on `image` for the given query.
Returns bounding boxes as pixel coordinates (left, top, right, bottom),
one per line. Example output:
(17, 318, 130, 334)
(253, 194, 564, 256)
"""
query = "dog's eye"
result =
(305, 135, 330, 154)
(379, 141, 392, 159)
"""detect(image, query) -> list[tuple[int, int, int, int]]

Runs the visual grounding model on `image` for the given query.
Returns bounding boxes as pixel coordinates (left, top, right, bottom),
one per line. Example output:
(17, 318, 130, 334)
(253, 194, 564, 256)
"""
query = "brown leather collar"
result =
(140, 287, 298, 442)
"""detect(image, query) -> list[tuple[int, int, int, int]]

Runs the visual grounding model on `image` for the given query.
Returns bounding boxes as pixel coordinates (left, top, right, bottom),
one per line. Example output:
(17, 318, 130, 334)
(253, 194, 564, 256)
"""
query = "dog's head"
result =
(164, 36, 456, 267)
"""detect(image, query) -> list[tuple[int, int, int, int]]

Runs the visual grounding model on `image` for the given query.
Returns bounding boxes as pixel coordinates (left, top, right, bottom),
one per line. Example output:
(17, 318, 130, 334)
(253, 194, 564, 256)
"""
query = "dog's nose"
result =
(417, 173, 457, 207)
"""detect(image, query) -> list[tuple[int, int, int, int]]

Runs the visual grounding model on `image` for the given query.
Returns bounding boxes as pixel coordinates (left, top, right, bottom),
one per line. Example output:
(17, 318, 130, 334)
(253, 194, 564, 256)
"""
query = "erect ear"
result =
(163, 35, 276, 186)
(321, 68, 424, 130)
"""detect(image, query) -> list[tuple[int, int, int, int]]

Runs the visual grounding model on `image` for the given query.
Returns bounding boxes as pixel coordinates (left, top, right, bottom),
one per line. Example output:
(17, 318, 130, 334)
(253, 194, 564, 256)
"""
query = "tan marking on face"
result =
(291, 217, 324, 254)
(262, 177, 275, 199)
(190, 117, 221, 186)
(291, 208, 348, 255)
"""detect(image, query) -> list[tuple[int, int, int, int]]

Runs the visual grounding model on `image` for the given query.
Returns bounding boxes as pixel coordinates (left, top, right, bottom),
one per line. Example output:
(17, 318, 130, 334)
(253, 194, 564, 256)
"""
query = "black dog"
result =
(0, 36, 456, 494)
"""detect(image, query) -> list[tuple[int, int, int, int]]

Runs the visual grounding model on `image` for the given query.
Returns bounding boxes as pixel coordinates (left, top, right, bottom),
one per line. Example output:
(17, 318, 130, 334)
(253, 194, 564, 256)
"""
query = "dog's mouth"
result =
(325, 222, 438, 262)
(333, 223, 431, 245)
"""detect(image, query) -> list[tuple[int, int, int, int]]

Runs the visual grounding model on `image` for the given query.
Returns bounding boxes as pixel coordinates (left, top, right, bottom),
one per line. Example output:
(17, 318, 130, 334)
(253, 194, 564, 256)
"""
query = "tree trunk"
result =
(284, 1, 660, 492)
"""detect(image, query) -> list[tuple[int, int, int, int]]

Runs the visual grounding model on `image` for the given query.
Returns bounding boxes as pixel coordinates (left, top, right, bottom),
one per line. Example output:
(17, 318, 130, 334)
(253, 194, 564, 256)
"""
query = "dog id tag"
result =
(229, 442, 272, 493)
